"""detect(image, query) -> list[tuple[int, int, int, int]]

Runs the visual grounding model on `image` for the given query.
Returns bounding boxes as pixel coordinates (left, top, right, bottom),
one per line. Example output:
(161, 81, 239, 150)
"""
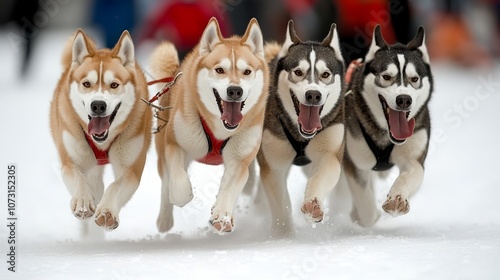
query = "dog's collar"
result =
(278, 117, 311, 166)
(197, 117, 230, 166)
(358, 121, 394, 171)
(84, 132, 110, 165)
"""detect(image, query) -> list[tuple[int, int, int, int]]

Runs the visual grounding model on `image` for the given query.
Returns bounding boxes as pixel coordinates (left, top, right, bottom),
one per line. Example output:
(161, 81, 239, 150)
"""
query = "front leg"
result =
(94, 135, 148, 230)
(383, 130, 428, 216)
(61, 164, 96, 220)
(382, 160, 424, 216)
(209, 157, 250, 234)
(344, 167, 380, 227)
(94, 166, 142, 230)
(301, 155, 341, 223)
(209, 127, 263, 235)
(301, 124, 344, 223)
(165, 142, 193, 207)
(258, 154, 293, 237)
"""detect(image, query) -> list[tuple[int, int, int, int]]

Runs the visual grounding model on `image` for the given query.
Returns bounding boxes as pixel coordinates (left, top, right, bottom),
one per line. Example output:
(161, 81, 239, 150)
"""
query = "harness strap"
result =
(84, 133, 110, 165)
(197, 117, 229, 166)
(359, 122, 394, 171)
(279, 117, 311, 166)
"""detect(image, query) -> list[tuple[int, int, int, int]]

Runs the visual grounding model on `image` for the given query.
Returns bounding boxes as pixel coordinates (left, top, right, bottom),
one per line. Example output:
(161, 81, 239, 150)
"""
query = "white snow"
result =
(1, 29, 500, 280)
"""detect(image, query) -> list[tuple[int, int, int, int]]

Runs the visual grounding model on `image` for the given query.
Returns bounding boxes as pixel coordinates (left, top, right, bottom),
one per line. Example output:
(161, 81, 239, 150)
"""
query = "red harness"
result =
(197, 117, 229, 166)
(84, 133, 110, 165)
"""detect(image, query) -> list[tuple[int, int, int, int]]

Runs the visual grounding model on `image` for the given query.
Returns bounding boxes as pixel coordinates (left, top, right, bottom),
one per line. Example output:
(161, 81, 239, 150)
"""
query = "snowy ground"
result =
(1, 29, 499, 280)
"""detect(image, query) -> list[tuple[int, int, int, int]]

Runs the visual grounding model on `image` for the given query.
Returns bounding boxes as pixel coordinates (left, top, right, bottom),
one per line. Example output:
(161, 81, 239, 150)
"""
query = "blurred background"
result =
(0, 2, 499, 278)
(0, 0, 498, 79)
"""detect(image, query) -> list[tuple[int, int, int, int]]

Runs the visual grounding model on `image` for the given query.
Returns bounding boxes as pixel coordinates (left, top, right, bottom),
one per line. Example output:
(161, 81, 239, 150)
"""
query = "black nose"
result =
(227, 86, 243, 100)
(396, 94, 412, 110)
(91, 101, 107, 115)
(305, 90, 322, 105)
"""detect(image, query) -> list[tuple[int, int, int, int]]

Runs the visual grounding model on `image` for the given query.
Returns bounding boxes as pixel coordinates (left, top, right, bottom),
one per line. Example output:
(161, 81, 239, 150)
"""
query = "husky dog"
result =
(257, 20, 345, 235)
(344, 25, 433, 227)
(50, 29, 152, 230)
(150, 18, 268, 234)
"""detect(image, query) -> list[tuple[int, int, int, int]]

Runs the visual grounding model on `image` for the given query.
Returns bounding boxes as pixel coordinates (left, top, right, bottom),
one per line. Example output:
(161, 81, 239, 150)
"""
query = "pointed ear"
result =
(113, 30, 135, 67)
(241, 18, 264, 58)
(72, 29, 93, 65)
(199, 17, 223, 56)
(278, 20, 301, 58)
(365, 25, 387, 62)
(321, 23, 343, 62)
(407, 26, 430, 64)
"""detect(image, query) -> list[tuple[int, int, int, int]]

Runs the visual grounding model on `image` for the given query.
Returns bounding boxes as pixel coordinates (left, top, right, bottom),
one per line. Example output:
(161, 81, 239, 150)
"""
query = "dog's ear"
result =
(278, 20, 301, 58)
(200, 17, 223, 56)
(241, 18, 264, 58)
(407, 26, 430, 64)
(321, 23, 343, 62)
(365, 25, 387, 63)
(113, 30, 135, 68)
(72, 29, 94, 65)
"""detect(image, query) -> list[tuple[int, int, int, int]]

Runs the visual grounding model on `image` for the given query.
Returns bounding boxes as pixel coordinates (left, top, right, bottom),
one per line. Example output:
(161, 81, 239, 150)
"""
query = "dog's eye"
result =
(82, 81, 91, 88)
(410, 77, 419, 83)
(215, 68, 225, 74)
(382, 74, 391, 81)
(110, 82, 119, 89)
(321, 72, 330, 79)
(243, 69, 252, 75)
(294, 70, 303, 77)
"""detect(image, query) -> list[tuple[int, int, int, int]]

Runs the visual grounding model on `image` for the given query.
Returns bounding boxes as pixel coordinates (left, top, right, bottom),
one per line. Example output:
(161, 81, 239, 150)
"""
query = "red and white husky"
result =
(50, 29, 152, 231)
(150, 18, 269, 234)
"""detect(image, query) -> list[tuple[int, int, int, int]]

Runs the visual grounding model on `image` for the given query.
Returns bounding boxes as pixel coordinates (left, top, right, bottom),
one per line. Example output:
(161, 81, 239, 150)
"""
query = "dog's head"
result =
(68, 29, 137, 144)
(196, 17, 266, 131)
(361, 25, 432, 144)
(276, 20, 344, 139)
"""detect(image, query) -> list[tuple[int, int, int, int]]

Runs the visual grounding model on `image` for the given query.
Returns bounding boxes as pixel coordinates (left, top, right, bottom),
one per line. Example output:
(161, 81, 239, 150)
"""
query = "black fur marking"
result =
(278, 117, 311, 166)
(359, 121, 394, 171)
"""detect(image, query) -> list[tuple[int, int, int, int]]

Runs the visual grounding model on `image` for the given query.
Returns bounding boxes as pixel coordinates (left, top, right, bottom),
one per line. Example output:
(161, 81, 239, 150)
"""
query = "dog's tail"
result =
(149, 41, 180, 82)
(264, 41, 281, 64)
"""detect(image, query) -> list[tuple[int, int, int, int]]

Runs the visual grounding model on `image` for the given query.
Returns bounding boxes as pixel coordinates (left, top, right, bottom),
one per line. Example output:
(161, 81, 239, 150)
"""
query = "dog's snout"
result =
(305, 90, 322, 105)
(91, 100, 107, 115)
(396, 94, 412, 110)
(227, 86, 243, 100)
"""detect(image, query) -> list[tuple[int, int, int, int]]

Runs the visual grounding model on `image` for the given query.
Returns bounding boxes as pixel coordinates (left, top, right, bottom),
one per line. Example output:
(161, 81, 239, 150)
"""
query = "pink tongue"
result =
(388, 109, 415, 140)
(221, 101, 243, 126)
(88, 116, 111, 135)
(298, 104, 322, 133)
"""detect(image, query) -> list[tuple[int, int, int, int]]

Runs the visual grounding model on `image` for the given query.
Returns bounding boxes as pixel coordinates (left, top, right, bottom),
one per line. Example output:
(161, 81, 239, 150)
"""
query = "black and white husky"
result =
(257, 20, 345, 235)
(344, 25, 433, 227)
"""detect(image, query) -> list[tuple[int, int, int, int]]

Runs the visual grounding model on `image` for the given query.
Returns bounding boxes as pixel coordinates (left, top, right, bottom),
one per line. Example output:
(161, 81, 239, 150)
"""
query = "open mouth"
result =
(291, 92, 323, 138)
(213, 89, 244, 130)
(379, 95, 415, 144)
(87, 103, 121, 143)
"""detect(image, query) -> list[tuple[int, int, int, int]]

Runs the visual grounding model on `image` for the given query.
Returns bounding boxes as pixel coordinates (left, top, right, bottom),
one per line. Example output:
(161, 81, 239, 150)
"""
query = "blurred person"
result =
(92, 0, 136, 49)
(1, 0, 41, 76)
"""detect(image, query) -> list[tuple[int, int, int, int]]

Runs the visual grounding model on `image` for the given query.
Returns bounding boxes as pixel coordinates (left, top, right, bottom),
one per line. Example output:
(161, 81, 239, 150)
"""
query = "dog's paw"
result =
(382, 195, 410, 216)
(209, 210, 234, 235)
(94, 208, 119, 230)
(301, 197, 324, 223)
(169, 176, 193, 207)
(71, 195, 95, 220)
